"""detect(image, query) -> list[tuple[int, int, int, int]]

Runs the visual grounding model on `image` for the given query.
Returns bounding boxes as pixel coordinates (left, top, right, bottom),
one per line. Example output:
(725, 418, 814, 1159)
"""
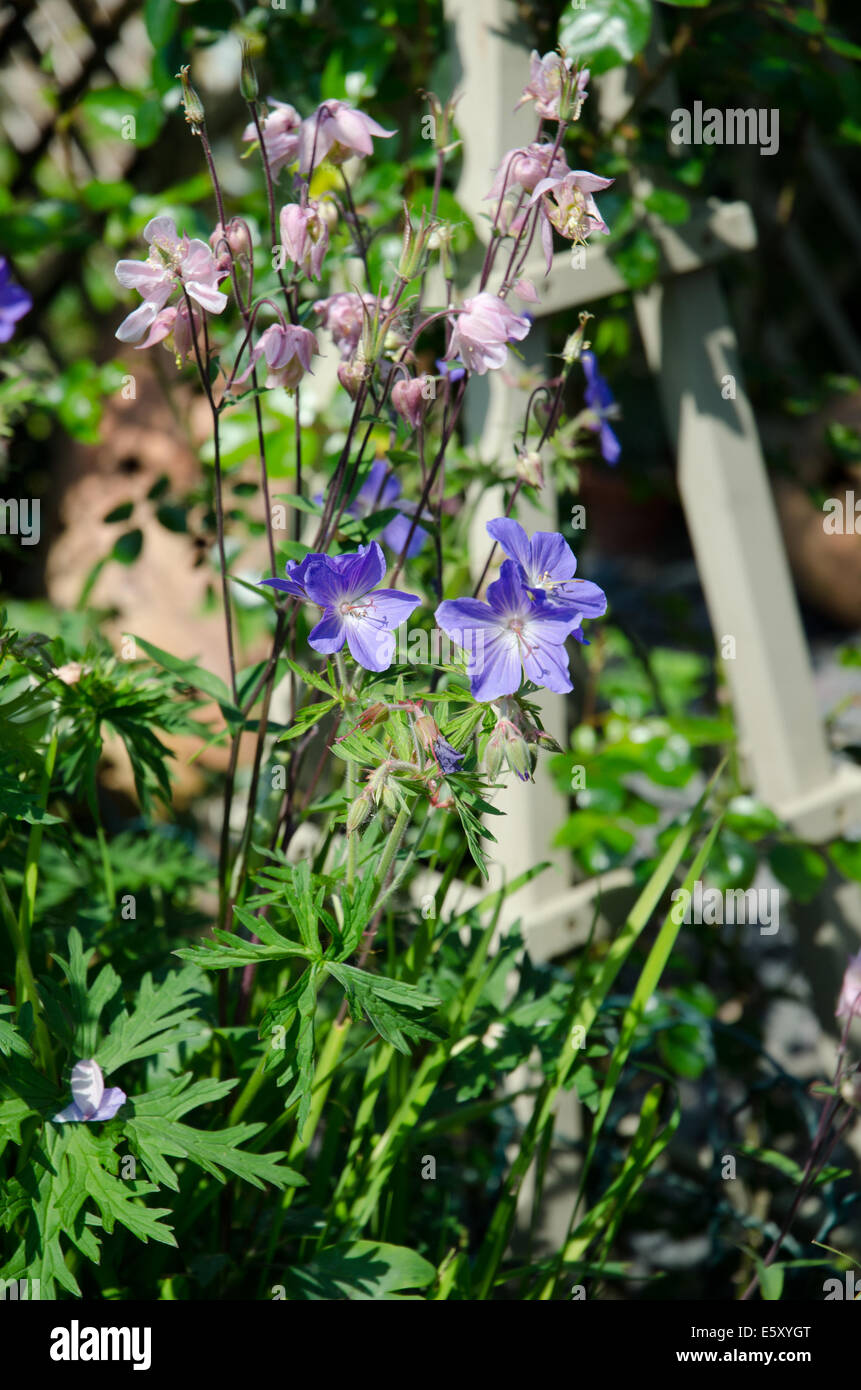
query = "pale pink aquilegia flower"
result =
(485, 141, 570, 206)
(241, 99, 302, 177)
(134, 301, 200, 363)
(297, 99, 396, 175)
(314, 291, 383, 359)
(529, 170, 614, 272)
(517, 51, 590, 122)
(114, 215, 228, 344)
(279, 201, 329, 281)
(447, 292, 531, 376)
(237, 322, 319, 392)
(391, 375, 431, 431)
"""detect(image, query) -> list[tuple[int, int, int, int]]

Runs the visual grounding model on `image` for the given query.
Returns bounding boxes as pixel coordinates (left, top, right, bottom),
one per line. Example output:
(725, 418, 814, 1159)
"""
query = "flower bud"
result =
(338, 357, 369, 400)
(503, 727, 533, 781)
(484, 727, 505, 779)
(210, 220, 250, 272)
(178, 65, 205, 132)
(240, 41, 259, 102)
(397, 206, 437, 281)
(392, 375, 427, 431)
(346, 791, 372, 835)
(318, 198, 339, 231)
(358, 701, 391, 731)
(562, 310, 594, 367)
(414, 713, 440, 751)
(381, 784, 402, 815)
(516, 448, 544, 490)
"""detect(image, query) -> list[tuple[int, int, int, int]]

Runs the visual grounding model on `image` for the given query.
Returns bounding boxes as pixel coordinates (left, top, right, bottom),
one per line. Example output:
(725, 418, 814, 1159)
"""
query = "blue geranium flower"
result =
(581, 349, 621, 465)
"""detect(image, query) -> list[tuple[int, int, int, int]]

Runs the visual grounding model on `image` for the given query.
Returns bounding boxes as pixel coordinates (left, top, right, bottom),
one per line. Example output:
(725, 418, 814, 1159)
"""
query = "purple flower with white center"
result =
(53, 1059, 126, 1124)
(114, 216, 228, 343)
(485, 519, 607, 634)
(0, 258, 32, 342)
(349, 460, 429, 559)
(581, 350, 621, 465)
(436, 559, 582, 701)
(447, 293, 531, 377)
(300, 542, 420, 671)
(298, 100, 396, 176)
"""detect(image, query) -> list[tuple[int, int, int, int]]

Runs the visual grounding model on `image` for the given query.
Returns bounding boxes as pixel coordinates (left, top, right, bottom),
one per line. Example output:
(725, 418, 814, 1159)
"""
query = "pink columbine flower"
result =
(447, 292, 531, 376)
(114, 215, 228, 343)
(241, 99, 301, 177)
(391, 375, 429, 430)
(298, 99, 395, 175)
(485, 142, 570, 205)
(209, 220, 251, 274)
(512, 277, 539, 304)
(837, 952, 861, 1020)
(529, 170, 614, 272)
(279, 201, 329, 281)
(134, 300, 199, 362)
(238, 322, 319, 392)
(517, 51, 590, 122)
(314, 291, 380, 359)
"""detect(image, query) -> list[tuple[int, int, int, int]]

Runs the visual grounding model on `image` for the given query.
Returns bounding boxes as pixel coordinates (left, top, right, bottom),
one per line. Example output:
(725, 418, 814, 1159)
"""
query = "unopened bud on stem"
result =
(177, 65, 205, 133)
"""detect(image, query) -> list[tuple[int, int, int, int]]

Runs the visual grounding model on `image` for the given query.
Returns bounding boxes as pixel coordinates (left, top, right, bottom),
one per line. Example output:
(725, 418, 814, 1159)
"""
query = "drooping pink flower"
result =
(209, 220, 251, 274)
(512, 277, 539, 304)
(134, 300, 200, 361)
(298, 100, 395, 175)
(529, 170, 614, 272)
(447, 292, 531, 376)
(517, 51, 590, 122)
(279, 201, 329, 281)
(837, 952, 861, 1020)
(314, 291, 379, 358)
(485, 142, 569, 205)
(392, 375, 429, 430)
(114, 215, 228, 343)
(338, 358, 369, 398)
(238, 322, 319, 392)
(241, 99, 301, 177)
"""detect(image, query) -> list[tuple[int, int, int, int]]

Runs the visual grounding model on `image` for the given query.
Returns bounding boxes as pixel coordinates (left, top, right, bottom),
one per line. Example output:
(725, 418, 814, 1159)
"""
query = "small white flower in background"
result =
(481, 1021, 507, 1051)
(52, 662, 89, 685)
(53, 1059, 126, 1123)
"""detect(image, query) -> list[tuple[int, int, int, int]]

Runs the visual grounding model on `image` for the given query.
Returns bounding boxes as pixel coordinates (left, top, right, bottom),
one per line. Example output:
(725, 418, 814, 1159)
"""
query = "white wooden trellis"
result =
(428, 0, 861, 971)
